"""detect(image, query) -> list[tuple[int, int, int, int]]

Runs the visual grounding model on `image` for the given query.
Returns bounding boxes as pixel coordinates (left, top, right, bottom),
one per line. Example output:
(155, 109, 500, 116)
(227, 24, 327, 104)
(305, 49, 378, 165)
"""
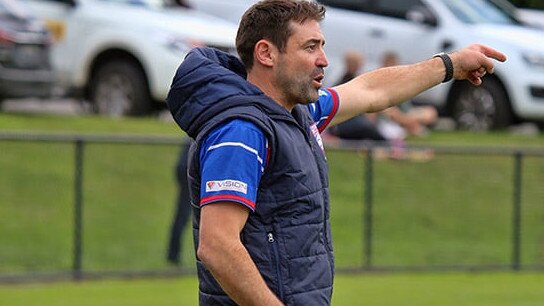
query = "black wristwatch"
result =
(433, 52, 454, 83)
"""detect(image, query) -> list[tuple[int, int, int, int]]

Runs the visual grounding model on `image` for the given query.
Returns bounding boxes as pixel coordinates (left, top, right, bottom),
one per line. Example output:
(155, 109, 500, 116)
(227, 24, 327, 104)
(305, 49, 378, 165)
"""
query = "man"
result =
(337, 50, 365, 84)
(377, 51, 439, 138)
(327, 50, 387, 141)
(166, 140, 192, 265)
(167, 1, 506, 305)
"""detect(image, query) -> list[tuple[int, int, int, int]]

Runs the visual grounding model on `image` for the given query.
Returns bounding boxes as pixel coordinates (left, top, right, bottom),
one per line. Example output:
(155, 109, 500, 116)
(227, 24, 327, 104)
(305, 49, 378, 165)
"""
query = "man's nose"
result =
(317, 49, 329, 67)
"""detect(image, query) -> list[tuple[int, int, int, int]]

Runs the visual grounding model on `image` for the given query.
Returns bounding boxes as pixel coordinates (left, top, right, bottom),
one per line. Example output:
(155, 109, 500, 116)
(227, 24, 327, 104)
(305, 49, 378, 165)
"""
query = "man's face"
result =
(274, 19, 328, 107)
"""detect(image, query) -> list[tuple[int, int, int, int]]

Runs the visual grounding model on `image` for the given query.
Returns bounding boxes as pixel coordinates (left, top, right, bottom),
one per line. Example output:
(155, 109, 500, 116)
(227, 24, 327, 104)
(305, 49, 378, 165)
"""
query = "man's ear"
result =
(254, 39, 276, 68)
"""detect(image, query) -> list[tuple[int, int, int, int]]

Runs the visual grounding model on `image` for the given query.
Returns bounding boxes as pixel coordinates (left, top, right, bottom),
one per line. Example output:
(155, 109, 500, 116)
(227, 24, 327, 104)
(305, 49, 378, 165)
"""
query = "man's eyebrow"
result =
(303, 38, 326, 46)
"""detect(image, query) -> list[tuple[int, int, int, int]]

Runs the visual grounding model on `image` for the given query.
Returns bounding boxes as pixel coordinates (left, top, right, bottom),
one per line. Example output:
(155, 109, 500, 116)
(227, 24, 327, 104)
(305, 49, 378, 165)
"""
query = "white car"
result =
(189, 0, 544, 130)
(518, 8, 544, 30)
(0, 0, 54, 103)
(20, 0, 238, 116)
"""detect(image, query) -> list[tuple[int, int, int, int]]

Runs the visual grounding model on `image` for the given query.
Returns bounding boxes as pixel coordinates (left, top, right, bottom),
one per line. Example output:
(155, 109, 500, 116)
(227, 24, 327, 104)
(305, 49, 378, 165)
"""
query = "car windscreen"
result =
(0, 3, 7, 17)
(0, 0, 34, 19)
(442, 0, 520, 25)
(98, 0, 167, 7)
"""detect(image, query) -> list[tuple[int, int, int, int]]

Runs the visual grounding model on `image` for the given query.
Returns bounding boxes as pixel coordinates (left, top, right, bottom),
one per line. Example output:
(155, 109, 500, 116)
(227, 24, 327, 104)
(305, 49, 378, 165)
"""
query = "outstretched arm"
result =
(330, 44, 507, 126)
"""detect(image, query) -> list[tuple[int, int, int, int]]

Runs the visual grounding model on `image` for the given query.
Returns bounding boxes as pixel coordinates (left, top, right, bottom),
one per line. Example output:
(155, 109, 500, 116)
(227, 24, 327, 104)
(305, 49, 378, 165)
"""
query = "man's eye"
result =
(306, 45, 316, 52)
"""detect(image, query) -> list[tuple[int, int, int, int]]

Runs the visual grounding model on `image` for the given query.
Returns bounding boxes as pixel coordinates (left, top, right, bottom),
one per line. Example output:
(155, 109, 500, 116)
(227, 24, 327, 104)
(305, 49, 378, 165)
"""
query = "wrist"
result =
(433, 52, 454, 83)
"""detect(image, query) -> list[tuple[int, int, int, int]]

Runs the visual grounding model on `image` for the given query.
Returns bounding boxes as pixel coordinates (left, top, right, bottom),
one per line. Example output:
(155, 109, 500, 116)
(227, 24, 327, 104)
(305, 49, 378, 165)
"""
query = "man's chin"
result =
(309, 88, 320, 103)
(301, 94, 319, 105)
(290, 87, 319, 105)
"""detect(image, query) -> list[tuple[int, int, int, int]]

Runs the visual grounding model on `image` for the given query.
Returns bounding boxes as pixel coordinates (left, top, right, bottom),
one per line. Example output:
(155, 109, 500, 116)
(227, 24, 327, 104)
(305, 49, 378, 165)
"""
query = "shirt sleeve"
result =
(307, 87, 340, 133)
(199, 119, 268, 212)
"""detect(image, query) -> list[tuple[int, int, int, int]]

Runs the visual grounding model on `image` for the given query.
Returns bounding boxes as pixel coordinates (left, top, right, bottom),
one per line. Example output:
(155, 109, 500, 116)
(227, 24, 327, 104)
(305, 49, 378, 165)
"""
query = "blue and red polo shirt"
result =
(199, 88, 339, 211)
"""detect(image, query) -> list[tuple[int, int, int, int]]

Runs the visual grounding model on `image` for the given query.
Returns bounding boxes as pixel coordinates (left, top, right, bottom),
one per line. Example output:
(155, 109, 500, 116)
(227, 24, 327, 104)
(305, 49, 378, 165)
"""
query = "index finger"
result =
(473, 44, 508, 62)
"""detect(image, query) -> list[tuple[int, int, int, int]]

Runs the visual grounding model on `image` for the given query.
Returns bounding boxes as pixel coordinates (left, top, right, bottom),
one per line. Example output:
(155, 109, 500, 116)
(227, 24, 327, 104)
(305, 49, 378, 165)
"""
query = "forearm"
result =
(333, 57, 443, 120)
(199, 239, 283, 306)
(360, 58, 443, 110)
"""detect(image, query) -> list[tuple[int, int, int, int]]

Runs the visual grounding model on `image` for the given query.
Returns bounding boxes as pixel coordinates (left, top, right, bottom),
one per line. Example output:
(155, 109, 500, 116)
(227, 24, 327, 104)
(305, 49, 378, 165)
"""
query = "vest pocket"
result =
(267, 232, 285, 301)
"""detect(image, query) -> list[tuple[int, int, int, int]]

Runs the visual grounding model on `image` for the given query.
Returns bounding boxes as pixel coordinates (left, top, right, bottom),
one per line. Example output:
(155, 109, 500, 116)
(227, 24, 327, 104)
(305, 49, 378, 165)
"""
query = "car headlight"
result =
(156, 32, 204, 55)
(523, 51, 544, 68)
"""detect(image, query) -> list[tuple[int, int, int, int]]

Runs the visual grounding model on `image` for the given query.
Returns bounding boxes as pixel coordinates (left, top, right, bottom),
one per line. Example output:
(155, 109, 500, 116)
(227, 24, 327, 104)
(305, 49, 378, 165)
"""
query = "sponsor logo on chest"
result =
(310, 123, 325, 152)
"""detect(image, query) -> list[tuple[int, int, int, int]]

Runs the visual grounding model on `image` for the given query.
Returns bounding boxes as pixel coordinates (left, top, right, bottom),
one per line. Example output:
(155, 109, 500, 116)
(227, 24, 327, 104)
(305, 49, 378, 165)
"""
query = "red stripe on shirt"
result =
(318, 88, 340, 133)
(200, 194, 256, 211)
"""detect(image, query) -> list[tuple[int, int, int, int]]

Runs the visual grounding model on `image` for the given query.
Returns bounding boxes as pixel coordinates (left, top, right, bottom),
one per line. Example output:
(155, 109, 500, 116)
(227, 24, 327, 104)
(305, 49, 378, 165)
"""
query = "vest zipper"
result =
(291, 114, 330, 250)
(267, 232, 284, 300)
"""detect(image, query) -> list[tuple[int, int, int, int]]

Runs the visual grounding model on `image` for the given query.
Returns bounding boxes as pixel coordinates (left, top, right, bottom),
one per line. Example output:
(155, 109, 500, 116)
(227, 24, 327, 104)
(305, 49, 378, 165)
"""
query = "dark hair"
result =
(236, 0, 326, 70)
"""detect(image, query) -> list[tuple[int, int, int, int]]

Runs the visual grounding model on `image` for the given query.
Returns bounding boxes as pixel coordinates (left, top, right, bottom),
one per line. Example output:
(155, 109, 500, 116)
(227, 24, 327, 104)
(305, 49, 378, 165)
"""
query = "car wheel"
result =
(450, 78, 511, 131)
(89, 60, 151, 116)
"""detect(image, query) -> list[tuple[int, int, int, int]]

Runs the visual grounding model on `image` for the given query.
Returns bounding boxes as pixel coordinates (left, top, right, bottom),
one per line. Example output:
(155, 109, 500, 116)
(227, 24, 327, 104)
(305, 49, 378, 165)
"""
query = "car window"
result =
(442, 0, 519, 24)
(0, 2, 8, 15)
(97, 0, 167, 7)
(42, 0, 74, 3)
(0, 0, 31, 18)
(318, 0, 372, 13)
(319, 0, 427, 20)
(509, 0, 544, 10)
(375, 0, 425, 19)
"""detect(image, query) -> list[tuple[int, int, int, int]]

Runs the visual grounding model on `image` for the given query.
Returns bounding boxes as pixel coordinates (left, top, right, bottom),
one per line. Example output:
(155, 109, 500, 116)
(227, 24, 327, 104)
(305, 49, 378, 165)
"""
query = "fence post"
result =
(511, 151, 523, 271)
(73, 139, 85, 280)
(363, 147, 374, 270)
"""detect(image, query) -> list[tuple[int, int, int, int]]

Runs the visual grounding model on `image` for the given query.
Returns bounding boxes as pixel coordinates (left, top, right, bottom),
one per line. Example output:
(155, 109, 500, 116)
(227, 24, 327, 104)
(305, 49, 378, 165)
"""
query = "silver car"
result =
(0, 0, 53, 103)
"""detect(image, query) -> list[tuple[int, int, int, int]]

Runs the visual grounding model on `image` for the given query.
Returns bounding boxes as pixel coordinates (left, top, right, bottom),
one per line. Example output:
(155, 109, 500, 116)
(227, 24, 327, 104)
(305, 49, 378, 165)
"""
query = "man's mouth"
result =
(313, 74, 324, 87)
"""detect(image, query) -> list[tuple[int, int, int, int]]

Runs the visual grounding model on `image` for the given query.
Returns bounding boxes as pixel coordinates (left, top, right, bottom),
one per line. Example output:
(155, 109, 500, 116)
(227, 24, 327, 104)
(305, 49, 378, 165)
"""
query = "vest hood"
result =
(167, 47, 286, 138)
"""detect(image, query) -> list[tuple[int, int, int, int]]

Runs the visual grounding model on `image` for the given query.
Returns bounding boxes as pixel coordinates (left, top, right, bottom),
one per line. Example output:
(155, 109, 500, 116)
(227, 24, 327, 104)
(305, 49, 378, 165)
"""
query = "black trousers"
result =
(329, 115, 386, 141)
(167, 141, 192, 264)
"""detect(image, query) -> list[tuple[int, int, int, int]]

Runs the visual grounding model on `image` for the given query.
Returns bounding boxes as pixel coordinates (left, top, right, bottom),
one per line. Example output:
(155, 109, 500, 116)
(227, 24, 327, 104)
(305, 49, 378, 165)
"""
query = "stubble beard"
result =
(276, 61, 320, 107)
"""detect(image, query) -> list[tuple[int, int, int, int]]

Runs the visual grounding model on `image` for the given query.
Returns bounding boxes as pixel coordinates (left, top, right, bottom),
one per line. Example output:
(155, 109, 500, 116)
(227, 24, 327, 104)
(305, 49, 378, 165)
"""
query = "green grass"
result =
(0, 112, 180, 136)
(1, 112, 544, 302)
(0, 113, 190, 273)
(1, 272, 544, 306)
(327, 149, 544, 268)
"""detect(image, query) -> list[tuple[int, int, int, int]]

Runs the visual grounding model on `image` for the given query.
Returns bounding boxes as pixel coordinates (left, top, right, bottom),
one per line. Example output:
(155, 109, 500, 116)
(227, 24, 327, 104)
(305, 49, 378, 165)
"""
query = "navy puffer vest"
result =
(167, 48, 334, 305)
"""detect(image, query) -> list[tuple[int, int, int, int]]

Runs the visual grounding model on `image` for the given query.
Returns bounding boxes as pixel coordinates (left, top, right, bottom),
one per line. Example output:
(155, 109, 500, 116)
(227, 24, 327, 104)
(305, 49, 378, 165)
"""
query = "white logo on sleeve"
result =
(206, 179, 248, 194)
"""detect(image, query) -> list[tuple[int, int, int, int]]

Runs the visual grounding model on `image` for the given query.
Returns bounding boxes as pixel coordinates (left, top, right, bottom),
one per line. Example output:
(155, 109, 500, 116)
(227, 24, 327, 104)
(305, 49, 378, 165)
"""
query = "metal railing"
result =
(1, 132, 543, 283)
(330, 139, 544, 273)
